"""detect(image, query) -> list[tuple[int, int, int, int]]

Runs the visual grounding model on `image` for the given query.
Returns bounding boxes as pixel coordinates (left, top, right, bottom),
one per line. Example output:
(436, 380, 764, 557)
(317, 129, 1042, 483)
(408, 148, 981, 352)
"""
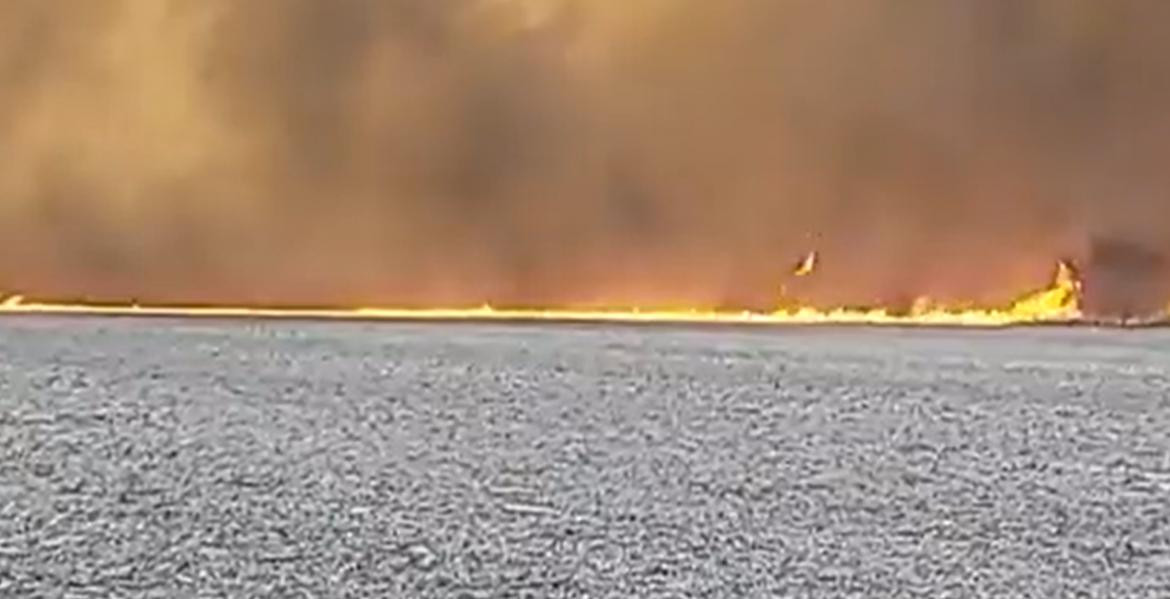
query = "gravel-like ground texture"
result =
(1, 318, 1169, 597)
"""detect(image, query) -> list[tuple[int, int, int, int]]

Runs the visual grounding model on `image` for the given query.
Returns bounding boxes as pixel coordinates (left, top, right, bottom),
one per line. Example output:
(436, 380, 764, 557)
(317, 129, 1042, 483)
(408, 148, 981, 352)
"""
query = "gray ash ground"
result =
(1, 318, 1169, 598)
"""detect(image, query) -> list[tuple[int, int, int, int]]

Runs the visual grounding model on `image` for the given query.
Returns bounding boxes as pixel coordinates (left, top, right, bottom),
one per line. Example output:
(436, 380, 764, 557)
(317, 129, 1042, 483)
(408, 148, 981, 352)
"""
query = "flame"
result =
(1002, 260, 1081, 321)
(793, 251, 818, 277)
(0, 259, 1096, 326)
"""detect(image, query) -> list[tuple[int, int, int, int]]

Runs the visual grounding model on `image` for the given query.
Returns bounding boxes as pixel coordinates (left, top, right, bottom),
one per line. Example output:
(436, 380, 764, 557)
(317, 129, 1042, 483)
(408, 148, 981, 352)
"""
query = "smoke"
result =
(2, 0, 1169, 309)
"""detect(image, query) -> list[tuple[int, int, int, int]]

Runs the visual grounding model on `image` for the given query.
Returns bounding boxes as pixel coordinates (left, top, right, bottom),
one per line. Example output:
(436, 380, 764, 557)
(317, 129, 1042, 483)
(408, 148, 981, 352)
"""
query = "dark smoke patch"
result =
(1080, 237, 1169, 322)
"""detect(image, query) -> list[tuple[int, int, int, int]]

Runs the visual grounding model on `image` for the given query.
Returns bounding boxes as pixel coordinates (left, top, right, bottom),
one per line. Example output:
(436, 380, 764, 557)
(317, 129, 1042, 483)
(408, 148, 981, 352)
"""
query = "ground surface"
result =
(1, 317, 1169, 598)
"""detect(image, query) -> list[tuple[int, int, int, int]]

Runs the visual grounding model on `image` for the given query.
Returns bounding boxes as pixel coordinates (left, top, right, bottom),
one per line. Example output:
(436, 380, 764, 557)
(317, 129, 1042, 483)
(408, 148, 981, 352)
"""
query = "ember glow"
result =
(793, 252, 819, 278)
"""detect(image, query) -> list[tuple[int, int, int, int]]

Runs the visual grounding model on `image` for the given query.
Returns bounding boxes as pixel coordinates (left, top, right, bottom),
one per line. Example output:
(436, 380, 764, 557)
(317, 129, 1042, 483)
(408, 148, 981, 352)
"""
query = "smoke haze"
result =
(2, 1, 1169, 310)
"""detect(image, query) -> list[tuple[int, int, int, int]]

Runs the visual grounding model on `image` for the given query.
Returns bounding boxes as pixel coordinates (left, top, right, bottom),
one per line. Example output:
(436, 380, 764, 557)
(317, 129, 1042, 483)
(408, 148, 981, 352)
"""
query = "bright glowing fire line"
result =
(0, 261, 1089, 327)
(0, 301, 1075, 326)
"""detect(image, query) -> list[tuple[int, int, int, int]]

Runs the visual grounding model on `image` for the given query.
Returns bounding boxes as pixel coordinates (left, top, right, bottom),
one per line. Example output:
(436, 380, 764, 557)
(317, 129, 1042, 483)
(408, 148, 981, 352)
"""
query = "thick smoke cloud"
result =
(2, 0, 1169, 310)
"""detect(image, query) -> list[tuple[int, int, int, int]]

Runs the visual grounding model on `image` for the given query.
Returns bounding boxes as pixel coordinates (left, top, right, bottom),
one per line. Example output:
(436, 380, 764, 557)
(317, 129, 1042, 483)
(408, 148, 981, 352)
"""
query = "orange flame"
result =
(0, 259, 1096, 326)
(793, 251, 818, 277)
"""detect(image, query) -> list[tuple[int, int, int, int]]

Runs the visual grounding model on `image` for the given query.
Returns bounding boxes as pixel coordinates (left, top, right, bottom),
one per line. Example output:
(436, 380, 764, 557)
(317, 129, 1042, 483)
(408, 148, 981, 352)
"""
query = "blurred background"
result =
(2, 1, 1169, 311)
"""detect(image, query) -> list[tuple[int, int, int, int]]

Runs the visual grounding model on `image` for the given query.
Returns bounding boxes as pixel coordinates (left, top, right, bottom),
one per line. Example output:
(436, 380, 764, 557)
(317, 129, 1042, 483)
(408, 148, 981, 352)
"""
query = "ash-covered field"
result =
(1, 318, 1169, 597)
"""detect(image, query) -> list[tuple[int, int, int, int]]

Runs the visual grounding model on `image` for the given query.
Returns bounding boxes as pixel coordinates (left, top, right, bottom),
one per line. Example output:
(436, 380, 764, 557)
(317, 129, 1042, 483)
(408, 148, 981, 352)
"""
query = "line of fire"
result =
(1, 236, 1166, 327)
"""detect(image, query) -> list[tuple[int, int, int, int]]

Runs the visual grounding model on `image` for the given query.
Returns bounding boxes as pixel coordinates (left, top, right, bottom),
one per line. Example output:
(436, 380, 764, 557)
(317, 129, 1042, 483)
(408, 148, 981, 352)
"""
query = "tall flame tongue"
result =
(0, 260, 1088, 326)
(1002, 260, 1081, 321)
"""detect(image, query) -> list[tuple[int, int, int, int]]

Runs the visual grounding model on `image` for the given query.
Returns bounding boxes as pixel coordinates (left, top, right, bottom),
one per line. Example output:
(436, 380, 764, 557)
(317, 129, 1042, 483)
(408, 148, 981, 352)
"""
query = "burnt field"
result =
(1, 318, 1169, 597)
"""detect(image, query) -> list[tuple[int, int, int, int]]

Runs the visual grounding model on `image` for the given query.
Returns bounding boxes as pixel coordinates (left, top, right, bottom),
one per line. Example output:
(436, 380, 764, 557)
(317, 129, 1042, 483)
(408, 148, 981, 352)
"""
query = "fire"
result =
(793, 251, 818, 277)
(0, 259, 1093, 326)
(1002, 260, 1081, 321)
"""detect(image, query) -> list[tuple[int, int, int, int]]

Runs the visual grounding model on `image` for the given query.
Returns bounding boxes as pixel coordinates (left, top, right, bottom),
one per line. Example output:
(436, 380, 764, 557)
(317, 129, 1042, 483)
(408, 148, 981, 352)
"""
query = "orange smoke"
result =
(2, 2, 1170, 315)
